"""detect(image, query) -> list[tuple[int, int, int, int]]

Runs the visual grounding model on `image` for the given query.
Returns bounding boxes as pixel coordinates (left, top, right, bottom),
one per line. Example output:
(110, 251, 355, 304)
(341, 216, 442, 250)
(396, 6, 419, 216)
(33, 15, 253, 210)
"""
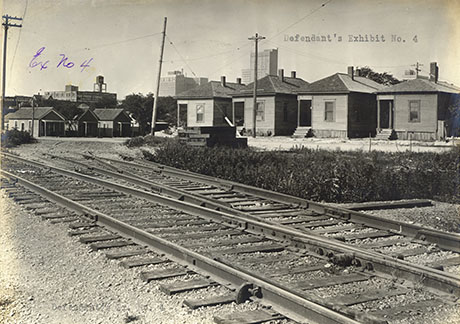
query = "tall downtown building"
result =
(241, 48, 278, 84)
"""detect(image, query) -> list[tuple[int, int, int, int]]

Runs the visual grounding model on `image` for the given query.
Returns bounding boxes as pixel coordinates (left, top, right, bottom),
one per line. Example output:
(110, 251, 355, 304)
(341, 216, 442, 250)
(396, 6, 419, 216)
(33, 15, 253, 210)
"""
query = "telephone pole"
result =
(248, 33, 265, 138)
(151, 17, 167, 136)
(411, 62, 423, 78)
(1, 15, 23, 132)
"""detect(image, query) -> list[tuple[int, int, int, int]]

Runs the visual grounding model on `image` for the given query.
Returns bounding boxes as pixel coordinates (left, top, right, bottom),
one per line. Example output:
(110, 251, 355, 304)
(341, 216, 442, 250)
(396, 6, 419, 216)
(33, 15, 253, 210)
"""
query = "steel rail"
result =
(97, 155, 460, 253)
(2, 152, 460, 297)
(0, 169, 361, 324)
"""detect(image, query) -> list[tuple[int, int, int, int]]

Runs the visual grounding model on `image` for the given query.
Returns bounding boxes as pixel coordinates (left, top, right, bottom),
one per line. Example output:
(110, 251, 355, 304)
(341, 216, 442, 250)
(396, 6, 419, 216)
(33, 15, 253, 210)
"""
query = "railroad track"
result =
(1, 152, 459, 324)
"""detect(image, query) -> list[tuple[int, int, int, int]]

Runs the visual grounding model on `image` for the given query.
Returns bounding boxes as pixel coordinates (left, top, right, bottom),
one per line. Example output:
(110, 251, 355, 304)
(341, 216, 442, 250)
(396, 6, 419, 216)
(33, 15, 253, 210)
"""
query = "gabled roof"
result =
(93, 108, 127, 121)
(4, 107, 65, 120)
(377, 78, 460, 94)
(299, 73, 385, 94)
(176, 81, 246, 99)
(234, 75, 310, 97)
(73, 108, 99, 121)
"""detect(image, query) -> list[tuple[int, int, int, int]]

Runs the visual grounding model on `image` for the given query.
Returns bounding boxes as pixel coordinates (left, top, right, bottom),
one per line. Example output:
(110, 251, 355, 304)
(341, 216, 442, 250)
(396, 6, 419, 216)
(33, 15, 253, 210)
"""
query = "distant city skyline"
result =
(2, 0, 459, 99)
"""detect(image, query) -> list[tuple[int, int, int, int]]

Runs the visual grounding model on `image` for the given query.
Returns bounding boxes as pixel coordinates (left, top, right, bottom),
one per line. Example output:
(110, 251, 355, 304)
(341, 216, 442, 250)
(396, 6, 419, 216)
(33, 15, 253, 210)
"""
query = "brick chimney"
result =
(278, 69, 284, 82)
(347, 66, 354, 80)
(291, 71, 296, 78)
(221, 76, 226, 87)
(236, 77, 242, 85)
(430, 62, 438, 83)
(355, 68, 361, 77)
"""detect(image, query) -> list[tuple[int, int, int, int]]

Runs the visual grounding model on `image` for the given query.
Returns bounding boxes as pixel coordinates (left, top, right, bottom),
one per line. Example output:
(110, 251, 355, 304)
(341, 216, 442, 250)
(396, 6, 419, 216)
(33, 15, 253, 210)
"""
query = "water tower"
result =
(94, 75, 107, 92)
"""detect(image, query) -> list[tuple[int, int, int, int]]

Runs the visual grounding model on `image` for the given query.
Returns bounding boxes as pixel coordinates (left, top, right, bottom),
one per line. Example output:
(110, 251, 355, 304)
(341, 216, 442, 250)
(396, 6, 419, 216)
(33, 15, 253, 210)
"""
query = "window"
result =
(21, 123, 25, 131)
(324, 101, 335, 122)
(283, 102, 288, 122)
(256, 101, 265, 122)
(14, 121, 18, 129)
(196, 104, 204, 123)
(409, 100, 420, 122)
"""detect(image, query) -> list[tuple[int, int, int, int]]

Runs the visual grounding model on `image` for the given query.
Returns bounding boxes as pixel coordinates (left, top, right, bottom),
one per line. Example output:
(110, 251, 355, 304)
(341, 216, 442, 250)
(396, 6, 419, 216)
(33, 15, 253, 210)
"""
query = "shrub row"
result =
(125, 135, 177, 148)
(2, 129, 36, 148)
(146, 141, 460, 203)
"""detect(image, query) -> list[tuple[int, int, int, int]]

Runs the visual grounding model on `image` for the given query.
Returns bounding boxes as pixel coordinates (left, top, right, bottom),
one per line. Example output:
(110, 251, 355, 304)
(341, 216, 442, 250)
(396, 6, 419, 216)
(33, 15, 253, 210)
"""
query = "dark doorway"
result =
(299, 100, 312, 126)
(234, 102, 245, 126)
(379, 100, 393, 129)
(178, 104, 187, 127)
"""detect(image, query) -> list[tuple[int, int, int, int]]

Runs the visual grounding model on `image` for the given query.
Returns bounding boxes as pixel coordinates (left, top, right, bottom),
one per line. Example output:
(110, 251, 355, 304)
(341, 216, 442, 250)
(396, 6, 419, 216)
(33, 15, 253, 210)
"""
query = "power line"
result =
(78, 32, 163, 52)
(166, 35, 197, 77)
(265, 0, 333, 41)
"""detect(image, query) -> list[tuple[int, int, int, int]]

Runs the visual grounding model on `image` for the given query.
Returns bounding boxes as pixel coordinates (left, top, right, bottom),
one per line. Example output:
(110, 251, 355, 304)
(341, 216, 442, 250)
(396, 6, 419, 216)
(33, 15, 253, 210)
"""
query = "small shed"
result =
(4, 107, 66, 137)
(93, 108, 131, 137)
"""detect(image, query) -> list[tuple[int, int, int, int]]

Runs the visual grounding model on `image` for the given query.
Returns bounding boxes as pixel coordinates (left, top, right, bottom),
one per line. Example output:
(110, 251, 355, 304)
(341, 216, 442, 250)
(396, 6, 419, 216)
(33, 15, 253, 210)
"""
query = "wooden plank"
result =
(298, 273, 370, 290)
(214, 309, 285, 324)
(297, 219, 341, 228)
(187, 236, 265, 249)
(369, 299, 444, 320)
(183, 294, 235, 309)
(121, 257, 169, 268)
(80, 234, 120, 243)
(345, 199, 432, 211)
(105, 248, 149, 260)
(269, 264, 327, 277)
(68, 222, 97, 229)
(162, 230, 241, 240)
(279, 215, 330, 224)
(325, 288, 407, 306)
(90, 240, 135, 251)
(240, 204, 288, 212)
(312, 224, 361, 234)
(359, 238, 410, 249)
(215, 243, 285, 255)
(148, 225, 223, 234)
(140, 268, 191, 282)
(159, 278, 218, 295)
(341, 230, 394, 241)
(49, 217, 79, 224)
(433, 256, 460, 267)
(390, 246, 434, 258)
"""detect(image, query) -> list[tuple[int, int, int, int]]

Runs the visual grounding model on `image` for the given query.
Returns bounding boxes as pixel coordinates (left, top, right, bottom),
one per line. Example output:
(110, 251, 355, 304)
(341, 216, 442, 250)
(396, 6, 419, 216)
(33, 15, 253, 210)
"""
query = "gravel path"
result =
(0, 192, 269, 324)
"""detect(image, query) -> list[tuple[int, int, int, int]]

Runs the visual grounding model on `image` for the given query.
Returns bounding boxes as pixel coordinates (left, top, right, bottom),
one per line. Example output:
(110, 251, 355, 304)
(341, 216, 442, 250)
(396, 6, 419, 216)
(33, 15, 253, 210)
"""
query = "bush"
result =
(147, 141, 460, 203)
(125, 135, 178, 148)
(2, 129, 36, 148)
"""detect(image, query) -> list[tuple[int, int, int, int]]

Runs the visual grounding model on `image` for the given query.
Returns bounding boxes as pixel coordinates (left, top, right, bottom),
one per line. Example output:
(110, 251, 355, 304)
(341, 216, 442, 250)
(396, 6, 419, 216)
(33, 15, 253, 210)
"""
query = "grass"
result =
(145, 141, 460, 203)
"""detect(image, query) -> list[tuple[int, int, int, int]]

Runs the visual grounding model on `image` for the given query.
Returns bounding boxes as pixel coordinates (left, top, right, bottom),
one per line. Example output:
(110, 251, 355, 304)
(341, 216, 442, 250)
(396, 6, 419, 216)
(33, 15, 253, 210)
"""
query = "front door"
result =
(379, 100, 394, 129)
(299, 100, 312, 126)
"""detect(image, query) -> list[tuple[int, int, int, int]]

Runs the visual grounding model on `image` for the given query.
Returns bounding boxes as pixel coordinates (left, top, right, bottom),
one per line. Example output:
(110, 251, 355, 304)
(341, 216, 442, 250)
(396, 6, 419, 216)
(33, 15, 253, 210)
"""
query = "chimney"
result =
(430, 62, 438, 83)
(278, 69, 284, 82)
(221, 76, 226, 87)
(355, 68, 361, 77)
(291, 71, 296, 78)
(347, 66, 354, 80)
(236, 77, 242, 85)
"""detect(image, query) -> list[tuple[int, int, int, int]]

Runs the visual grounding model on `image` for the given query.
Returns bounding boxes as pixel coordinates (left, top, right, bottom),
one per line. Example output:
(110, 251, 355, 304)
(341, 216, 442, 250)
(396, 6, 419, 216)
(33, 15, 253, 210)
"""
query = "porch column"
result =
(84, 122, 88, 136)
(44, 121, 47, 136)
(389, 101, 393, 129)
(177, 104, 180, 128)
(377, 100, 381, 131)
(297, 100, 301, 127)
(232, 102, 235, 128)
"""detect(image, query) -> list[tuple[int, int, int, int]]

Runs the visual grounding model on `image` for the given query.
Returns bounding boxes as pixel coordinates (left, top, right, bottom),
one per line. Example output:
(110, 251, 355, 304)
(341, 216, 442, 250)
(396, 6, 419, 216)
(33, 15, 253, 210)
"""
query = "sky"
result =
(2, 0, 460, 99)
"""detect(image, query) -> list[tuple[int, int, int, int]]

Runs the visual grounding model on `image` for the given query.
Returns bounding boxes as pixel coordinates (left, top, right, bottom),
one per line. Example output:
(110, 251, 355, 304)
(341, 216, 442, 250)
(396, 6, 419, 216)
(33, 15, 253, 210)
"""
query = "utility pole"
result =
(1, 15, 22, 132)
(411, 62, 423, 78)
(151, 17, 167, 136)
(248, 33, 265, 138)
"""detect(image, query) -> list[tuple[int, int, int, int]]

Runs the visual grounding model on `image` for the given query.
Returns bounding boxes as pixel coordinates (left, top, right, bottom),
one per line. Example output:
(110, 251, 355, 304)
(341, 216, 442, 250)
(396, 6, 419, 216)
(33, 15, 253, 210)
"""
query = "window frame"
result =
(196, 103, 205, 123)
(324, 101, 335, 122)
(256, 101, 265, 122)
(408, 100, 421, 123)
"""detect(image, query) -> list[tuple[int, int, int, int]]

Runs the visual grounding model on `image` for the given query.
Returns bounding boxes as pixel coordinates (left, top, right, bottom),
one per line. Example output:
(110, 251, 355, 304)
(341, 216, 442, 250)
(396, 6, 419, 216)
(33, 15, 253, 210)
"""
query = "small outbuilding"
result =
(74, 109, 99, 137)
(4, 107, 66, 137)
(93, 108, 132, 137)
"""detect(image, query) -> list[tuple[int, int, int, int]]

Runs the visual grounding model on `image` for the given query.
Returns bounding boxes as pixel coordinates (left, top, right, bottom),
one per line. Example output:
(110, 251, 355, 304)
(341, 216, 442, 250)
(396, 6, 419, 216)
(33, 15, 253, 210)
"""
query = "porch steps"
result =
(375, 129, 396, 140)
(292, 126, 312, 138)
